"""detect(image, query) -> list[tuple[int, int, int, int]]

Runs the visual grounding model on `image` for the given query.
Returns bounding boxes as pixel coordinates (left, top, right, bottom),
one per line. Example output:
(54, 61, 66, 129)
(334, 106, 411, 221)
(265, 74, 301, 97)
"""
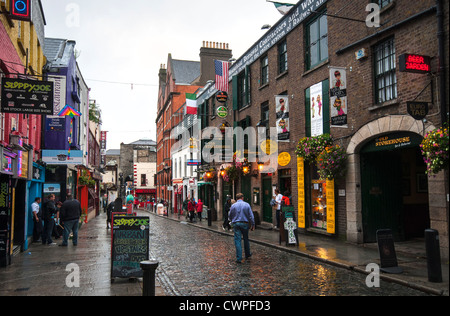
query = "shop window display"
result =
(311, 180, 328, 230)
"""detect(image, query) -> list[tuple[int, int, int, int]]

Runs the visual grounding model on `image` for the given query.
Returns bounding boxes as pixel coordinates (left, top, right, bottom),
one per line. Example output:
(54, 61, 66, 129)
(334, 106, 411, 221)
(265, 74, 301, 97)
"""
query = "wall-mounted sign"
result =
(276, 96, 290, 142)
(216, 91, 228, 103)
(216, 105, 228, 118)
(1, 78, 54, 115)
(407, 101, 429, 120)
(399, 54, 431, 74)
(9, 0, 31, 21)
(42, 150, 83, 165)
(330, 67, 348, 128)
(278, 152, 291, 167)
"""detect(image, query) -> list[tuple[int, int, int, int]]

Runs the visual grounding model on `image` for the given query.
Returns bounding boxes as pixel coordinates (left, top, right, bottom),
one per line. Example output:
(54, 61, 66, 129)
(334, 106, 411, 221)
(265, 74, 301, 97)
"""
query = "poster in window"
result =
(330, 67, 348, 128)
(310, 83, 323, 137)
(276, 96, 290, 142)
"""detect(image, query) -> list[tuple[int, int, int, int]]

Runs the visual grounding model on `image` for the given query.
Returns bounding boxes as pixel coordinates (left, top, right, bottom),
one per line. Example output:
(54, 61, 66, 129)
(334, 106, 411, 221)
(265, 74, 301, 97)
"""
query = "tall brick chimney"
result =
(195, 41, 232, 86)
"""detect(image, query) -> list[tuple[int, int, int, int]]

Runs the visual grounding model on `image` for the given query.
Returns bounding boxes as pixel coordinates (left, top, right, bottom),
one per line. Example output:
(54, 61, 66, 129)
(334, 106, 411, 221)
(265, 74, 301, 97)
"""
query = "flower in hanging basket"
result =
(420, 125, 449, 175)
(316, 145, 348, 180)
(296, 134, 333, 163)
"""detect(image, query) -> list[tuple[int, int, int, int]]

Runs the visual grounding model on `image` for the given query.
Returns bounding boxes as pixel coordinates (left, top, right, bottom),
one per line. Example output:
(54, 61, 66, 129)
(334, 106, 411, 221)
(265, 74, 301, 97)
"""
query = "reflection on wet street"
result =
(149, 215, 427, 296)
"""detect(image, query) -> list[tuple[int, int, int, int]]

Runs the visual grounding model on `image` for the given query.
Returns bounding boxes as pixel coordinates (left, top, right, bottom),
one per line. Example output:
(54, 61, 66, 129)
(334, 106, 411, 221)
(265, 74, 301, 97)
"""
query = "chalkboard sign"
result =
(111, 216, 150, 280)
(376, 229, 403, 274)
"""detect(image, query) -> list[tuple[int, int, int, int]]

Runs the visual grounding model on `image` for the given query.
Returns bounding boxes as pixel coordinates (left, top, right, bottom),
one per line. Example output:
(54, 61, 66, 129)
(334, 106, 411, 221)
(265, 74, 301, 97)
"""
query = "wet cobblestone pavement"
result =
(149, 215, 429, 296)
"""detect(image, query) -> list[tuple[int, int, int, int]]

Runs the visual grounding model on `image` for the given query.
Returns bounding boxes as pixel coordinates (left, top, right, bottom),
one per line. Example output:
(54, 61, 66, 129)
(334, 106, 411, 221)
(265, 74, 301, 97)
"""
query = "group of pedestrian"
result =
(31, 193, 82, 247)
(183, 197, 204, 223)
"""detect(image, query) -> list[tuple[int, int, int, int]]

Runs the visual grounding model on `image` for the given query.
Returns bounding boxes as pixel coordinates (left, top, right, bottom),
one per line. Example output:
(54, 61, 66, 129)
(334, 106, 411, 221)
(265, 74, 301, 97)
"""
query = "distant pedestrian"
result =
(229, 193, 255, 263)
(222, 197, 232, 231)
(182, 198, 189, 219)
(188, 198, 196, 223)
(275, 189, 283, 228)
(42, 194, 57, 246)
(196, 199, 203, 222)
(59, 193, 82, 247)
(31, 197, 42, 243)
(282, 191, 291, 206)
(106, 201, 115, 229)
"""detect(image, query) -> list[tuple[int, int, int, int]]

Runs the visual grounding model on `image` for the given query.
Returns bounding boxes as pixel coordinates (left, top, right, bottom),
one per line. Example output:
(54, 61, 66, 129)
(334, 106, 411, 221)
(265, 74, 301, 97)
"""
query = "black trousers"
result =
(33, 218, 42, 241)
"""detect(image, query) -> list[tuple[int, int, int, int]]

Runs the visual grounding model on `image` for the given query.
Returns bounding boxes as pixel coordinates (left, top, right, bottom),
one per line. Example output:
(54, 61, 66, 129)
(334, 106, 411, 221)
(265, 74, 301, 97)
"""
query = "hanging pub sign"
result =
(407, 101, 429, 120)
(1, 78, 54, 115)
(216, 105, 228, 118)
(9, 0, 32, 21)
(216, 91, 228, 103)
(399, 54, 431, 74)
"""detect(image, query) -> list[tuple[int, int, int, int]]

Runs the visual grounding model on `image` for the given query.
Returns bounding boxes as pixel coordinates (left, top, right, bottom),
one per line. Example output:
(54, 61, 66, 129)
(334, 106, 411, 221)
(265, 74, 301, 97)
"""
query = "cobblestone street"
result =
(149, 214, 429, 296)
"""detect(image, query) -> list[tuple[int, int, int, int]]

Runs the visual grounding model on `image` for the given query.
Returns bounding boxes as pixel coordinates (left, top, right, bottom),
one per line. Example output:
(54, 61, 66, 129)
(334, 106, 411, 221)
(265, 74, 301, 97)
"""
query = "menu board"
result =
(111, 216, 150, 279)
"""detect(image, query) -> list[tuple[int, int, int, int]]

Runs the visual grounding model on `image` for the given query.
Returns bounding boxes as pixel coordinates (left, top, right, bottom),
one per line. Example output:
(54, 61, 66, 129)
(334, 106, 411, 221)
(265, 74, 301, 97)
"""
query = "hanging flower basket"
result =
(296, 134, 333, 163)
(316, 145, 348, 180)
(420, 125, 449, 175)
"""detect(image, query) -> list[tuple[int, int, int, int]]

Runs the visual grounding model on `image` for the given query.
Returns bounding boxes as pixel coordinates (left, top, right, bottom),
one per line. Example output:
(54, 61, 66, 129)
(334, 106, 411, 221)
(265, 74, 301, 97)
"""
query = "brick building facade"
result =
(194, 0, 448, 258)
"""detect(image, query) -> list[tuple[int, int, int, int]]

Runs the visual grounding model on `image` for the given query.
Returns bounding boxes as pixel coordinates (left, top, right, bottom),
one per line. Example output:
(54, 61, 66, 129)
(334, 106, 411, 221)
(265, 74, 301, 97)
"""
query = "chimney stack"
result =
(196, 40, 233, 86)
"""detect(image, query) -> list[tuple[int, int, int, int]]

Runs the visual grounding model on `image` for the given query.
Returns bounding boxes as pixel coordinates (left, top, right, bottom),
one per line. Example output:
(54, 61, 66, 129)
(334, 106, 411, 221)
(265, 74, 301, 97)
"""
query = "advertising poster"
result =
(330, 67, 348, 127)
(276, 96, 290, 142)
(309, 82, 323, 137)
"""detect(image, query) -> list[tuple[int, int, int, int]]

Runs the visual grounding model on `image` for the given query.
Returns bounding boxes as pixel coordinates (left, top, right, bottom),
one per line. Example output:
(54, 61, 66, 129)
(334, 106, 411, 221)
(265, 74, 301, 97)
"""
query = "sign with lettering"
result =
(399, 54, 431, 74)
(111, 216, 150, 279)
(229, 0, 329, 78)
(1, 78, 54, 115)
(407, 101, 429, 120)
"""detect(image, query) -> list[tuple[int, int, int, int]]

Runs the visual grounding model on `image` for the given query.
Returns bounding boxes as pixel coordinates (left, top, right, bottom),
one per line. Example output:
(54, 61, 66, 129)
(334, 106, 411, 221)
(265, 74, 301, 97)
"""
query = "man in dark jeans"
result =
(229, 193, 255, 263)
(59, 193, 82, 247)
(42, 194, 57, 245)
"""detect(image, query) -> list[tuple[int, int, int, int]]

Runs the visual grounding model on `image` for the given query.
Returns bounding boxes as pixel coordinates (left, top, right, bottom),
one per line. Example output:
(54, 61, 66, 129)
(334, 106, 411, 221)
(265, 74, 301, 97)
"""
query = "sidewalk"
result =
(153, 210, 449, 296)
(0, 212, 165, 296)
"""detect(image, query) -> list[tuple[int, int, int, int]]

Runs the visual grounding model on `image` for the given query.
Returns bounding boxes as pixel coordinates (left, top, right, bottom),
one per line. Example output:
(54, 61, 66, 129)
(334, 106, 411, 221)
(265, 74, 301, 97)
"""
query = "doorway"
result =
(262, 178, 273, 223)
(361, 145, 430, 243)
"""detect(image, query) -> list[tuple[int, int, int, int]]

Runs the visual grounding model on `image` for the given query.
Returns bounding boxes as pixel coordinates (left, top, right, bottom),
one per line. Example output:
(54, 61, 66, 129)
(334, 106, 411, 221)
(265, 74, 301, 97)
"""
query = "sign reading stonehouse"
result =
(1, 78, 54, 115)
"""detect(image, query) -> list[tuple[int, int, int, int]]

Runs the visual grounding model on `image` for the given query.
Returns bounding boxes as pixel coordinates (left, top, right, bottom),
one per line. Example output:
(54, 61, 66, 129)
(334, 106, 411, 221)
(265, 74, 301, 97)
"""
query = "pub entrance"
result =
(360, 132, 430, 243)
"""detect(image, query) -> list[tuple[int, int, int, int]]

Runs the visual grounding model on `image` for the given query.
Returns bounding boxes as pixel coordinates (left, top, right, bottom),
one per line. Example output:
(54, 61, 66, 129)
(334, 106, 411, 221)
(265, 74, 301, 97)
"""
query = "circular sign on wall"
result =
(216, 105, 228, 118)
(216, 91, 228, 103)
(278, 152, 291, 167)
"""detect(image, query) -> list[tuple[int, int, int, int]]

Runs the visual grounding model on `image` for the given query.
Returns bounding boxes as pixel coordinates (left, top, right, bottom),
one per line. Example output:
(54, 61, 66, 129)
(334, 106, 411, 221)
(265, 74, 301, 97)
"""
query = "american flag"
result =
(214, 60, 229, 92)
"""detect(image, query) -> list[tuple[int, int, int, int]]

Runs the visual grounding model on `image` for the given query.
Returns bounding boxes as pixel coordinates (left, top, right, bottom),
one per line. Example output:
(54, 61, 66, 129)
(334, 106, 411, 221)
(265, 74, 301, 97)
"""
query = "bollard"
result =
(140, 260, 160, 296)
(425, 229, 443, 283)
(207, 209, 212, 227)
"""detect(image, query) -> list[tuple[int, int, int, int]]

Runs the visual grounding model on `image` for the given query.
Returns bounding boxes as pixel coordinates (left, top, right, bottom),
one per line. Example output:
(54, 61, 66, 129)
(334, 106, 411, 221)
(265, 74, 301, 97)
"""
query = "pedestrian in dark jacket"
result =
(222, 197, 232, 231)
(42, 194, 57, 245)
(59, 193, 82, 247)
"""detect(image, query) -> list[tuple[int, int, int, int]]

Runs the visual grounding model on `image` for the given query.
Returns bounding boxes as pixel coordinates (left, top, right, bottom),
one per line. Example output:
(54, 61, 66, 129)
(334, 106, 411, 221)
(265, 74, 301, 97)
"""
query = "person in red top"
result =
(282, 191, 291, 206)
(196, 199, 204, 222)
(188, 198, 196, 223)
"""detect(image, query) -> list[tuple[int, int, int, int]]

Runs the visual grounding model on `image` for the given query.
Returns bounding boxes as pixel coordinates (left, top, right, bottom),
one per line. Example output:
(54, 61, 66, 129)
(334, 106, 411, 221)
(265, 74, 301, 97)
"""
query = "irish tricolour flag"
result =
(186, 93, 198, 115)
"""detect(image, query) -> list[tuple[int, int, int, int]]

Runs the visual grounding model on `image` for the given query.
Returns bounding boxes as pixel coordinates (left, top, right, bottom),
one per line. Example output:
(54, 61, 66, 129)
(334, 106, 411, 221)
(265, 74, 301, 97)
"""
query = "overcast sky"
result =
(41, 0, 291, 150)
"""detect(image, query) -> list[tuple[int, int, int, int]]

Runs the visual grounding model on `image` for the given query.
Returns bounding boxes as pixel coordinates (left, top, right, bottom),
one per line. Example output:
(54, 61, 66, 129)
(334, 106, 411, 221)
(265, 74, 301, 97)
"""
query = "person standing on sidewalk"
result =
(188, 198, 196, 223)
(275, 189, 283, 228)
(196, 199, 204, 222)
(42, 194, 57, 245)
(31, 197, 42, 243)
(222, 197, 232, 231)
(59, 193, 82, 247)
(229, 193, 255, 263)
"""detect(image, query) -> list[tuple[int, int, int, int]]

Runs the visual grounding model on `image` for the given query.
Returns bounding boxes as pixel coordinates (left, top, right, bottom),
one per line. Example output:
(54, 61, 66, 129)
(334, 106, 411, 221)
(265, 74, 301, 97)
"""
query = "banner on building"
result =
(309, 82, 323, 137)
(330, 67, 348, 128)
(1, 78, 54, 115)
(100, 131, 108, 167)
(276, 96, 290, 142)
